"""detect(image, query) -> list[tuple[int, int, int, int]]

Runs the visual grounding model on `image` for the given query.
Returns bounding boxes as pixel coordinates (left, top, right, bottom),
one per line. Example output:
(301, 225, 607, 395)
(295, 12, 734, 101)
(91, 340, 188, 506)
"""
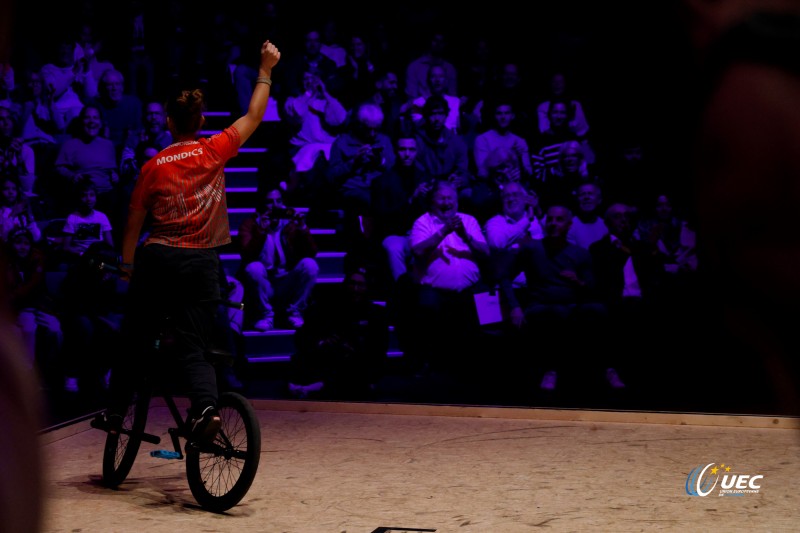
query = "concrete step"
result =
(224, 166, 260, 189)
(244, 324, 403, 363)
(219, 250, 346, 278)
(226, 187, 260, 208)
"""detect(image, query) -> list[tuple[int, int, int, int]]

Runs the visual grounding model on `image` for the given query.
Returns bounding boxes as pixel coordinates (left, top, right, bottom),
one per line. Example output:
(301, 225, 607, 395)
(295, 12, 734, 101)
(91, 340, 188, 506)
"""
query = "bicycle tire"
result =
(185, 391, 261, 512)
(101, 388, 151, 487)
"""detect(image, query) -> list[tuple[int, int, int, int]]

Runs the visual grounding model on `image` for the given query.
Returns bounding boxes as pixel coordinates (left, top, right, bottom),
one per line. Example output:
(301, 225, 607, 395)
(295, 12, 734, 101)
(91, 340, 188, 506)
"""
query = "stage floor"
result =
(39, 401, 800, 532)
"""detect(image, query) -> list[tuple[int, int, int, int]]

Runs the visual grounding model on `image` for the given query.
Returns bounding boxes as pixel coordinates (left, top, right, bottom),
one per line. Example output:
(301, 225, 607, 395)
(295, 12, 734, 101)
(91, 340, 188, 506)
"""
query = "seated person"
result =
(401, 180, 489, 375)
(369, 134, 432, 286)
(59, 181, 114, 268)
(326, 102, 396, 252)
(287, 264, 389, 400)
(57, 241, 127, 394)
(1, 175, 41, 243)
(283, 66, 347, 202)
(3, 227, 62, 379)
(237, 188, 319, 331)
(484, 181, 544, 289)
(500, 204, 607, 393)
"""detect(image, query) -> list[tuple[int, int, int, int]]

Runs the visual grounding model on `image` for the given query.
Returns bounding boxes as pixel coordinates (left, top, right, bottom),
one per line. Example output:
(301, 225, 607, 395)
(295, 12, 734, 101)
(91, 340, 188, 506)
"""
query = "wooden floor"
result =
(39, 400, 800, 533)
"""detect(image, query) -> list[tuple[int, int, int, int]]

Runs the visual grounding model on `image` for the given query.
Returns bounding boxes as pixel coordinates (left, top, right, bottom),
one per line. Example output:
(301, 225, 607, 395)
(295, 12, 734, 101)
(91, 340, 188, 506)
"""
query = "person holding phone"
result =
(237, 188, 319, 332)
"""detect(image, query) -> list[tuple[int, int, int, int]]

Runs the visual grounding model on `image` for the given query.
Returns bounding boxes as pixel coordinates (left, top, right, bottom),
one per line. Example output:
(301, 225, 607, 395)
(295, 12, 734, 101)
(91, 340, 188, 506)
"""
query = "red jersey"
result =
(130, 127, 240, 248)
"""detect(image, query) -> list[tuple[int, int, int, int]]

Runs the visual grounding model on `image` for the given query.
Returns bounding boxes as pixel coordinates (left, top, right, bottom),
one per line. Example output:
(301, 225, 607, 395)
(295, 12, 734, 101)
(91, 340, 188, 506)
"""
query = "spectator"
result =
(119, 100, 172, 184)
(280, 28, 342, 100)
(413, 95, 473, 205)
(237, 188, 319, 331)
(369, 134, 432, 284)
(406, 64, 466, 134)
(476, 61, 536, 138)
(3, 227, 62, 375)
(589, 203, 668, 391)
(288, 264, 390, 400)
(53, 104, 120, 216)
(319, 18, 347, 68)
(0, 106, 36, 197)
(57, 241, 127, 395)
(405, 30, 458, 99)
(473, 100, 533, 182)
(403, 180, 489, 374)
(0, 63, 21, 122)
(38, 37, 87, 138)
(72, 22, 117, 100)
(484, 181, 544, 289)
(337, 31, 379, 111)
(537, 139, 599, 209)
(536, 71, 590, 137)
(567, 181, 608, 250)
(59, 181, 114, 267)
(0, 175, 41, 243)
(283, 65, 347, 203)
(530, 98, 596, 192)
(357, 68, 405, 138)
(326, 102, 396, 252)
(86, 68, 143, 160)
(117, 99, 172, 241)
(18, 70, 62, 199)
(499, 204, 607, 393)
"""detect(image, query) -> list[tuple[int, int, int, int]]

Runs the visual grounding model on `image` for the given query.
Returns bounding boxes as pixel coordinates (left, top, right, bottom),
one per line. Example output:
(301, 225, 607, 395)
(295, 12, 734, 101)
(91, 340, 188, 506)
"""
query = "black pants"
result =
(108, 244, 220, 417)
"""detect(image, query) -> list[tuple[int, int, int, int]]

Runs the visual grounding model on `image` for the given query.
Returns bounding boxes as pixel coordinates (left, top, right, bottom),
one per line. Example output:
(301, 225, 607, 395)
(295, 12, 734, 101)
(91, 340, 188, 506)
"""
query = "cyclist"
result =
(104, 40, 281, 445)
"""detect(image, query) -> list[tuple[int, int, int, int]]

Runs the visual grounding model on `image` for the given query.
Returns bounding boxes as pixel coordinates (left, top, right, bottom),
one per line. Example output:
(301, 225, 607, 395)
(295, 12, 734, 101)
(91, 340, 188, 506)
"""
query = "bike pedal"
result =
(150, 449, 182, 460)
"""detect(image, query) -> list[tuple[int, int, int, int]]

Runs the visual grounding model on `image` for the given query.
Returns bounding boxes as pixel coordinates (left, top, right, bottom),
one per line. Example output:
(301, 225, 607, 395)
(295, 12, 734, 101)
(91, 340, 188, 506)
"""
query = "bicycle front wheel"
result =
(102, 388, 151, 487)
(185, 391, 261, 512)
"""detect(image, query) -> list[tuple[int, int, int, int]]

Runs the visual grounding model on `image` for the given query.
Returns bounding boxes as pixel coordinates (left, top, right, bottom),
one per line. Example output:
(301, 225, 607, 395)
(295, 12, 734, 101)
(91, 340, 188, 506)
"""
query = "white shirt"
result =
(610, 234, 642, 298)
(409, 211, 485, 291)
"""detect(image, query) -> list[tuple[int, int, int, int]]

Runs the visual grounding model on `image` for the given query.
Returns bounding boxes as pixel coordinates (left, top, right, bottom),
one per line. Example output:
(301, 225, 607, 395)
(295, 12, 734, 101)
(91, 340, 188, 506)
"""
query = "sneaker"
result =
(540, 371, 557, 391)
(64, 377, 79, 393)
(253, 316, 274, 331)
(606, 367, 626, 389)
(286, 310, 304, 329)
(189, 406, 222, 445)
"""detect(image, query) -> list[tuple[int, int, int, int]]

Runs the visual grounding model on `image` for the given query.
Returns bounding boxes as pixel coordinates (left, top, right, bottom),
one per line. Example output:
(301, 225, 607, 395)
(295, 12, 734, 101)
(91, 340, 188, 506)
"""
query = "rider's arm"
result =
(231, 40, 280, 148)
(121, 207, 147, 273)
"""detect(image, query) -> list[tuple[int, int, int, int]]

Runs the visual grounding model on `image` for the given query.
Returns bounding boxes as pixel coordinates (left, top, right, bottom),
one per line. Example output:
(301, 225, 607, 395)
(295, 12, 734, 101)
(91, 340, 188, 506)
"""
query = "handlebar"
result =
(88, 259, 245, 310)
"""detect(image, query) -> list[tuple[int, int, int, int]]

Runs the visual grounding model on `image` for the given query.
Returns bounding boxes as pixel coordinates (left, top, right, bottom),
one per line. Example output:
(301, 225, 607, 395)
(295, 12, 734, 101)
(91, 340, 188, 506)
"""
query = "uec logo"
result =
(686, 463, 763, 497)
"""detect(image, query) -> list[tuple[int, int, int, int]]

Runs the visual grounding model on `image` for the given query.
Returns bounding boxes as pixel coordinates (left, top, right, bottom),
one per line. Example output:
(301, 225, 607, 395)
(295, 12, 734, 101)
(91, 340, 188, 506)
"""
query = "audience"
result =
(6, 5, 711, 413)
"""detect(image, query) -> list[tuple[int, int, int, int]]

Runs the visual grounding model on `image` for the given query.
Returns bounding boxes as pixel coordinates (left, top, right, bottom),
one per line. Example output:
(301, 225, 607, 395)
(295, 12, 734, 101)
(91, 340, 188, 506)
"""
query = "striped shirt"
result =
(130, 127, 240, 248)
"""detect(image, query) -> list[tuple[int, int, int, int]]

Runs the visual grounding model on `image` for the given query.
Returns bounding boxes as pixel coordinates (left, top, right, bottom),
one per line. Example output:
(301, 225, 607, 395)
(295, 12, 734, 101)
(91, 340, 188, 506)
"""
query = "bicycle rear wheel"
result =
(185, 391, 261, 512)
(102, 388, 151, 487)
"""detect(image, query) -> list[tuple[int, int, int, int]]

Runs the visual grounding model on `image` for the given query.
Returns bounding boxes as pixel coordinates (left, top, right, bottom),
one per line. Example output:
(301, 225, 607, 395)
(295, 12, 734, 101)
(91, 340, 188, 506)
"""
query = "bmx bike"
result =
(89, 261, 260, 513)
